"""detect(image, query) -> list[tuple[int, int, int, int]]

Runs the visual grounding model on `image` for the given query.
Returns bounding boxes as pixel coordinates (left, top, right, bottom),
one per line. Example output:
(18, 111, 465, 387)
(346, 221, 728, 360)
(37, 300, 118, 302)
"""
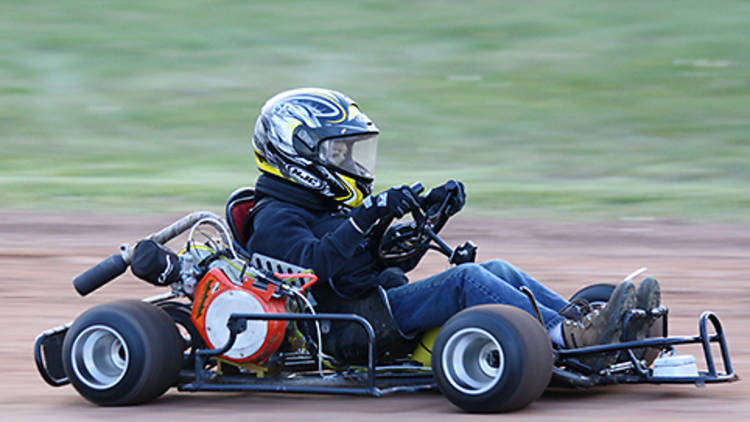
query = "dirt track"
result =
(1, 212, 747, 421)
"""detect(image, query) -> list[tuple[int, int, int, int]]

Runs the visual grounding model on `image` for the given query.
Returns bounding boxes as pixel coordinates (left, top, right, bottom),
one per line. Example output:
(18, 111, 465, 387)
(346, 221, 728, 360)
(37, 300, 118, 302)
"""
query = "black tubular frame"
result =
(35, 308, 738, 392)
(178, 312, 435, 396)
(34, 324, 71, 387)
(555, 311, 737, 385)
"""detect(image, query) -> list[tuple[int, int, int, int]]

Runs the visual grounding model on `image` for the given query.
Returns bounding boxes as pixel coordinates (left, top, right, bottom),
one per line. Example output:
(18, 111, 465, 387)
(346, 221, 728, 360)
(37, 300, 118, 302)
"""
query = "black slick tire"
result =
(432, 304, 553, 413)
(62, 300, 183, 406)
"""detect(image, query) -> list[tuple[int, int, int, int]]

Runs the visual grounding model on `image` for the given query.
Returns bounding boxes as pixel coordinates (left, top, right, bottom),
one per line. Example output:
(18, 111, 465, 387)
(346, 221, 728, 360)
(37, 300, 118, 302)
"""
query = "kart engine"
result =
(191, 267, 287, 363)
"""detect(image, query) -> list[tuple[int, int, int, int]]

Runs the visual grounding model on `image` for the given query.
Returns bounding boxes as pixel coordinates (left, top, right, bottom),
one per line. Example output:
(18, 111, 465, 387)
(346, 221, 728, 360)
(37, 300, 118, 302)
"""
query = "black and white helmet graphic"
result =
(252, 88, 379, 207)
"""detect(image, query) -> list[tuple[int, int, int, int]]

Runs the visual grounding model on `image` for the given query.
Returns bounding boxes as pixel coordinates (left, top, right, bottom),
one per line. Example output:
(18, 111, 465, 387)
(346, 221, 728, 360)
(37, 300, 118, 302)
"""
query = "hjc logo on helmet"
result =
(286, 165, 323, 190)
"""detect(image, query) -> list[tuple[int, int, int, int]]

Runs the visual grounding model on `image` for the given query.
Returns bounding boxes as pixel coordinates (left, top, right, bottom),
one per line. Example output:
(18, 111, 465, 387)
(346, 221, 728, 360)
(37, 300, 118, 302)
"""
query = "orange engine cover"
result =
(191, 268, 287, 363)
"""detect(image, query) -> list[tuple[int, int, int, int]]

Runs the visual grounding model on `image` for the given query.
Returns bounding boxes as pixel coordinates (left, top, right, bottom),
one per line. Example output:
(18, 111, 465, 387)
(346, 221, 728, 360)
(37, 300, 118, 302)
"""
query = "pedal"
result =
(603, 361, 636, 375)
(649, 305, 668, 318)
(625, 308, 648, 320)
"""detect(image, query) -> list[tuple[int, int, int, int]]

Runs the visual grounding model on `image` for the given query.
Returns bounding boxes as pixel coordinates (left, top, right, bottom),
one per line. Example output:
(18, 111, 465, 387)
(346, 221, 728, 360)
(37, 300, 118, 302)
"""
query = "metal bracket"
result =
(186, 313, 383, 396)
(519, 286, 545, 326)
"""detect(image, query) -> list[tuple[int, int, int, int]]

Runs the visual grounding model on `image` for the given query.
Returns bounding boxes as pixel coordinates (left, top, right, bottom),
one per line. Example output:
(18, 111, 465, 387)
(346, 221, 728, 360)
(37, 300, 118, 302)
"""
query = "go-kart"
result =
(34, 184, 738, 413)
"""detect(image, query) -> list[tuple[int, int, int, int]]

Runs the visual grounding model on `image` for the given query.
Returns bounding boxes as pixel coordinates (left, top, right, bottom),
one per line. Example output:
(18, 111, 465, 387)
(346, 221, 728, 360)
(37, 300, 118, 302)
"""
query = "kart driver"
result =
(246, 88, 660, 370)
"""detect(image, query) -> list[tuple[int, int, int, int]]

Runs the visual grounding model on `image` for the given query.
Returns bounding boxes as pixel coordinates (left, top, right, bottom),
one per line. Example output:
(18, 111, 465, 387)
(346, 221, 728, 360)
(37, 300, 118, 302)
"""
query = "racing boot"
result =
(562, 281, 637, 371)
(621, 277, 661, 362)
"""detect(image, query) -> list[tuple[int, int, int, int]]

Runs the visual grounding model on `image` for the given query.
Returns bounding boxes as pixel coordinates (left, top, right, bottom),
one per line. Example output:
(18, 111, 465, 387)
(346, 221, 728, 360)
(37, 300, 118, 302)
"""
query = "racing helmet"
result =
(252, 88, 379, 208)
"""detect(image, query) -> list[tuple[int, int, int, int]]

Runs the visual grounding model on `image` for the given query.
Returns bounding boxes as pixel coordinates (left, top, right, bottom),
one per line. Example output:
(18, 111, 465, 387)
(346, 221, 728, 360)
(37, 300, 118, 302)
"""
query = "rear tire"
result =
(62, 300, 183, 406)
(158, 301, 205, 369)
(432, 305, 553, 413)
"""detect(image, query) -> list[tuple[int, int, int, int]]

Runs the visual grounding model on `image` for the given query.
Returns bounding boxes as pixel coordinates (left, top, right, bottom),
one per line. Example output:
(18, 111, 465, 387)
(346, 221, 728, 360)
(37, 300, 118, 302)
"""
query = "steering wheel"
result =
(371, 183, 461, 267)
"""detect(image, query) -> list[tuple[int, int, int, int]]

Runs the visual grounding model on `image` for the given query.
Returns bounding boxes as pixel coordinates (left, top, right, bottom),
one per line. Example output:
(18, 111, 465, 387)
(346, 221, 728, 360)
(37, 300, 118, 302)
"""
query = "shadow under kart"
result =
(34, 187, 738, 413)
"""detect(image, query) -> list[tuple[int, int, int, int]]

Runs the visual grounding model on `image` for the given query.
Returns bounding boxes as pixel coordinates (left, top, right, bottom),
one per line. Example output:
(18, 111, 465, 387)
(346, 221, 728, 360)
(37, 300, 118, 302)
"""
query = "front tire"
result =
(569, 283, 616, 307)
(432, 305, 553, 413)
(62, 300, 183, 406)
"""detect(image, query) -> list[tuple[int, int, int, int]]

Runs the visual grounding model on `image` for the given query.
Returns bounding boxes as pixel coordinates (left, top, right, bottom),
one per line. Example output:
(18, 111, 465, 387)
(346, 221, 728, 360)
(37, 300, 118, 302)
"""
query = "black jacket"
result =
(247, 175, 409, 300)
(245, 175, 421, 362)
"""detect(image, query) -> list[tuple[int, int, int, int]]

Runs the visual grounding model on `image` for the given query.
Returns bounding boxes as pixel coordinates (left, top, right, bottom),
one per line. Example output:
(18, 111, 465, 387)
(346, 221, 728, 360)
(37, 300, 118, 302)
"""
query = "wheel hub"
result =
(442, 327, 505, 395)
(70, 325, 129, 390)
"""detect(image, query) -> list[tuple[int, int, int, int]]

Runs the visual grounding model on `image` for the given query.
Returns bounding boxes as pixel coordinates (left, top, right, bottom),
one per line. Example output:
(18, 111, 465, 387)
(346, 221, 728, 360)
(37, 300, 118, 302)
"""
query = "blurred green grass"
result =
(2, 0, 749, 220)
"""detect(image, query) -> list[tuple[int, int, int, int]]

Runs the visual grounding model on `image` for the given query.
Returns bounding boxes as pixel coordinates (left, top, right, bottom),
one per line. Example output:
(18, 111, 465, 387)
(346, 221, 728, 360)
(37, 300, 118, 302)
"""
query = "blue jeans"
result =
(386, 259, 568, 335)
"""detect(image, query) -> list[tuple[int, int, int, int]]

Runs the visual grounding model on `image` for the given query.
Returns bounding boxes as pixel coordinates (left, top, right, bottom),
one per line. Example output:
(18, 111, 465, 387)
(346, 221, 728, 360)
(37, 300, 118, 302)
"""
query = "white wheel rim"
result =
(70, 325, 129, 390)
(441, 327, 505, 395)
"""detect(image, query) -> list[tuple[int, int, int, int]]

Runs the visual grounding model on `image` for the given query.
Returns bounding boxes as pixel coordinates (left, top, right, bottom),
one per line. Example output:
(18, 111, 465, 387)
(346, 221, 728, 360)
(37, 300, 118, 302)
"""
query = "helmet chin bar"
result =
(310, 165, 369, 207)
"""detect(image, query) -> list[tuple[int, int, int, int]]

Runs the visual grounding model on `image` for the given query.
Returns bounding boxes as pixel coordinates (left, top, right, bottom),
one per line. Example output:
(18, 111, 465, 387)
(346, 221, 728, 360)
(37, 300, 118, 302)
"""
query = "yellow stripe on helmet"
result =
(336, 174, 365, 208)
(253, 151, 284, 178)
(319, 91, 347, 124)
(347, 104, 361, 121)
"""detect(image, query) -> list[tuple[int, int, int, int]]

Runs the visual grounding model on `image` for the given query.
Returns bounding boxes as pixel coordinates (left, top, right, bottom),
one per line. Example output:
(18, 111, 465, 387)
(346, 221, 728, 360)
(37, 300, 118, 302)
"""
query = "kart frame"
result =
(35, 278, 739, 399)
(180, 312, 436, 397)
(33, 205, 738, 400)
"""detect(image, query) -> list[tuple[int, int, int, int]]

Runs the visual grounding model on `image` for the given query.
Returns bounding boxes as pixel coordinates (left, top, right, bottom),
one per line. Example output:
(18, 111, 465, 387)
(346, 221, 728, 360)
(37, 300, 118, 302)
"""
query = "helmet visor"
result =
(318, 134, 377, 179)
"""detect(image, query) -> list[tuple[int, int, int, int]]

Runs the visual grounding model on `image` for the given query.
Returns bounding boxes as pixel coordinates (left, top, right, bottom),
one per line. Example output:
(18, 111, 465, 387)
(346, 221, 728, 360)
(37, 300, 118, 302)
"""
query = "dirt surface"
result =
(2, 212, 747, 421)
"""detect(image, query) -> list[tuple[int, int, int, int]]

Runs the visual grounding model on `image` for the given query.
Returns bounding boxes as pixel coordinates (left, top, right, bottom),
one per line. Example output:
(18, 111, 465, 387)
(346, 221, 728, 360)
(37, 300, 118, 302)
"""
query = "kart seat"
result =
(225, 186, 261, 261)
(225, 186, 309, 274)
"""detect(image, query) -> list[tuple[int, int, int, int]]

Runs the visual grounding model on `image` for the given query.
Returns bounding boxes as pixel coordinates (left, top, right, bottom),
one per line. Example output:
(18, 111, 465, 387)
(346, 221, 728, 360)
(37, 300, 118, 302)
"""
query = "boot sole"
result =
(623, 277, 661, 360)
(584, 281, 637, 371)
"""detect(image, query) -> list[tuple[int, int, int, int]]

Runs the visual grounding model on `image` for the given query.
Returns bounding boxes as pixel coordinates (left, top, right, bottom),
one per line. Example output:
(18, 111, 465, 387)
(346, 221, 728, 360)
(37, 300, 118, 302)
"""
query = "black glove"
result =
(422, 180, 466, 216)
(350, 185, 421, 233)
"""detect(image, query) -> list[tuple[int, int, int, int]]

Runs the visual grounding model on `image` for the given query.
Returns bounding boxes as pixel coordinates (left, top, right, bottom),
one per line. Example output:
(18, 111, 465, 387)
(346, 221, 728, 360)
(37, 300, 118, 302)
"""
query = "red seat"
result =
(225, 187, 257, 260)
